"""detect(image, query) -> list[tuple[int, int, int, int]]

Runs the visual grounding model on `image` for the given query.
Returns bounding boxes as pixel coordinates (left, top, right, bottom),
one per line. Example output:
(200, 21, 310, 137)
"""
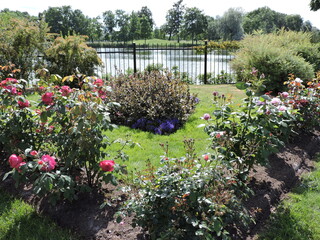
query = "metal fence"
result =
(93, 42, 236, 84)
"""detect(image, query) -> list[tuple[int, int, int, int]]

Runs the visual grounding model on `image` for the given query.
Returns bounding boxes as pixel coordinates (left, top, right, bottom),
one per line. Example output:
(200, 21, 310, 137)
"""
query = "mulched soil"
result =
(1, 129, 320, 240)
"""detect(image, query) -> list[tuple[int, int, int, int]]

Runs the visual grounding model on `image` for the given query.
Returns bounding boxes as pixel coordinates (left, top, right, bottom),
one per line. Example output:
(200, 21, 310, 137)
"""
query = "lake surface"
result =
(95, 47, 234, 84)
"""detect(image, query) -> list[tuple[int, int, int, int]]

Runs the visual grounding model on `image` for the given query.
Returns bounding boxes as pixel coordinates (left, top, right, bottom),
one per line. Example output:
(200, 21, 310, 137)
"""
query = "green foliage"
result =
(194, 40, 240, 54)
(43, 6, 103, 41)
(182, 7, 208, 42)
(198, 71, 236, 85)
(231, 30, 318, 93)
(1, 75, 127, 204)
(216, 8, 244, 41)
(121, 140, 251, 240)
(44, 35, 103, 77)
(0, 16, 49, 80)
(109, 71, 198, 133)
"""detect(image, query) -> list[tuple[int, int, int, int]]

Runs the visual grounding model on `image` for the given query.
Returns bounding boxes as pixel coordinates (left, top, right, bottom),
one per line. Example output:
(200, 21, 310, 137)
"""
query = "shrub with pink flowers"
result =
(1, 73, 128, 204)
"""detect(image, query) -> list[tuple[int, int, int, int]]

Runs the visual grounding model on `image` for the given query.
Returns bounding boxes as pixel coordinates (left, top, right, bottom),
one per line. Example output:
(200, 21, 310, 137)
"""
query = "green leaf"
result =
(40, 111, 47, 123)
(2, 171, 12, 181)
(235, 82, 247, 90)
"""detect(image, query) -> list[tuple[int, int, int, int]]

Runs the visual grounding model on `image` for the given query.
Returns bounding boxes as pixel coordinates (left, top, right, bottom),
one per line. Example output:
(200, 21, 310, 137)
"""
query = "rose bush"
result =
(1, 74, 128, 203)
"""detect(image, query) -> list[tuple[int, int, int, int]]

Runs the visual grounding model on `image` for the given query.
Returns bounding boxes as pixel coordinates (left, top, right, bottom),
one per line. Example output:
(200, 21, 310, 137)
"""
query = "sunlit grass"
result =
(0, 188, 75, 240)
(104, 84, 245, 174)
(258, 155, 320, 240)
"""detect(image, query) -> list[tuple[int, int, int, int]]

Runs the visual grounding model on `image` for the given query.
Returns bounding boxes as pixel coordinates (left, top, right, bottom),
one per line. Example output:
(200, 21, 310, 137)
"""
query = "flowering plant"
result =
(1, 74, 127, 203)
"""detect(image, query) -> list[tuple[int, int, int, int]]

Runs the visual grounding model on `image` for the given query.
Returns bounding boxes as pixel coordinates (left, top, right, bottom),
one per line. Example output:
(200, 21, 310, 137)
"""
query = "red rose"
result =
(203, 155, 209, 161)
(8, 154, 23, 168)
(41, 92, 54, 105)
(18, 100, 30, 109)
(99, 160, 115, 172)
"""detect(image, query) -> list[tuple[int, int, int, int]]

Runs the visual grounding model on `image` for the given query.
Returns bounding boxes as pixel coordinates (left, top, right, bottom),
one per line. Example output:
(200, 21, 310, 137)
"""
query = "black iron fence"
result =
(93, 42, 236, 84)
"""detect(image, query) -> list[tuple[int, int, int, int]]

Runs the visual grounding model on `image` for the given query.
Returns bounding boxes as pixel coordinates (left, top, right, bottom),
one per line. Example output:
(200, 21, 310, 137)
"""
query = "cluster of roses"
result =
(8, 152, 57, 172)
(8, 152, 115, 173)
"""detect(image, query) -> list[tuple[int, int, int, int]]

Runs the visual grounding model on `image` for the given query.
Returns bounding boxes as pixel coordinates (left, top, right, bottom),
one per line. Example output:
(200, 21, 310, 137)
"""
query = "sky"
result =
(1, 0, 320, 29)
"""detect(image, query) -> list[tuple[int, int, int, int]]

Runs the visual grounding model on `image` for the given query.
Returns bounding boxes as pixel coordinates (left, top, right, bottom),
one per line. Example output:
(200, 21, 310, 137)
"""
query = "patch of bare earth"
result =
(1, 129, 319, 240)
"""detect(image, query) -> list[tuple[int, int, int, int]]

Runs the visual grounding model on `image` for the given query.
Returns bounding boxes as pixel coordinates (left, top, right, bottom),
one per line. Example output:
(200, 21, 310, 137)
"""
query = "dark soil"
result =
(1, 129, 320, 240)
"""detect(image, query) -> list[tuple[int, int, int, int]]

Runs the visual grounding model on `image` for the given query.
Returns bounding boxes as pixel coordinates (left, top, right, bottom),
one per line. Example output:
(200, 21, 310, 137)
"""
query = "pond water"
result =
(95, 47, 234, 84)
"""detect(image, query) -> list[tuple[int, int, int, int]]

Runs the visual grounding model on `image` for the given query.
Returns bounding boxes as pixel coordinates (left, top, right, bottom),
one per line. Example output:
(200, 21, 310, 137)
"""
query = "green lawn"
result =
(0, 188, 75, 240)
(104, 84, 245, 174)
(258, 155, 320, 240)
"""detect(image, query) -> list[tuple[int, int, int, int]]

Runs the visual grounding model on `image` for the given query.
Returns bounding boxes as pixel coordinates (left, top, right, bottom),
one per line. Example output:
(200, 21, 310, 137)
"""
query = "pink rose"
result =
(40, 155, 57, 172)
(16, 162, 26, 172)
(94, 79, 104, 87)
(203, 155, 209, 161)
(99, 160, 115, 172)
(280, 92, 289, 99)
(60, 85, 72, 96)
(18, 100, 30, 109)
(8, 154, 23, 169)
(41, 92, 54, 105)
(30, 150, 38, 156)
(6, 78, 18, 83)
(270, 97, 281, 106)
(278, 105, 287, 112)
(203, 113, 211, 121)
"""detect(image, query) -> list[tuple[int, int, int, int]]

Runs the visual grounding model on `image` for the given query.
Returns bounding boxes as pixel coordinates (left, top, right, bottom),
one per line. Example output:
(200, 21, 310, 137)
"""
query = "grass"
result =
(258, 154, 320, 240)
(104, 84, 245, 174)
(0, 188, 75, 240)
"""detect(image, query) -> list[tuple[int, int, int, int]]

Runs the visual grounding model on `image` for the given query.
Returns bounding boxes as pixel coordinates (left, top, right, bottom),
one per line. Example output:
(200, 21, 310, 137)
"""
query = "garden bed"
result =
(1, 129, 319, 240)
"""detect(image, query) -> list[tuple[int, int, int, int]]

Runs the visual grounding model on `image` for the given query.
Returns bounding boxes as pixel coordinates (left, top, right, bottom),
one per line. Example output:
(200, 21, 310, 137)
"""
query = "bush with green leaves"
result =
(231, 30, 319, 93)
(1, 75, 128, 204)
(44, 35, 103, 77)
(109, 71, 198, 134)
(121, 140, 251, 240)
(0, 16, 50, 80)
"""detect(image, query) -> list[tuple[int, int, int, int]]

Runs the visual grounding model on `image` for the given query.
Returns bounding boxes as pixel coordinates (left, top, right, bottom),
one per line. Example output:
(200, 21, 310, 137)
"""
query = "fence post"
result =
(133, 42, 137, 74)
(204, 40, 208, 84)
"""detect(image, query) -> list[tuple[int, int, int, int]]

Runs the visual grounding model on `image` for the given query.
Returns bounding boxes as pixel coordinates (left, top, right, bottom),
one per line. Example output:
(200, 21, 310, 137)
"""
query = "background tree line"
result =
(1, 0, 320, 43)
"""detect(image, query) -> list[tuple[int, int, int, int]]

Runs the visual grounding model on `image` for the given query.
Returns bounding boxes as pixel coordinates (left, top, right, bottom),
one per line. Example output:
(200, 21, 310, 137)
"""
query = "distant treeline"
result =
(1, 0, 320, 43)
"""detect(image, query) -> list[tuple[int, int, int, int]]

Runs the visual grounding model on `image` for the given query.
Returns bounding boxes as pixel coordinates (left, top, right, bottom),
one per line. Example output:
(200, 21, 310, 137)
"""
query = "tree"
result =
(129, 11, 141, 41)
(285, 14, 303, 31)
(138, 6, 154, 41)
(182, 7, 208, 43)
(140, 15, 153, 43)
(310, 0, 320, 11)
(217, 8, 244, 40)
(243, 7, 285, 34)
(114, 10, 130, 43)
(43, 6, 101, 41)
(207, 16, 220, 40)
(102, 10, 116, 41)
(138, 6, 154, 28)
(164, 0, 185, 42)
